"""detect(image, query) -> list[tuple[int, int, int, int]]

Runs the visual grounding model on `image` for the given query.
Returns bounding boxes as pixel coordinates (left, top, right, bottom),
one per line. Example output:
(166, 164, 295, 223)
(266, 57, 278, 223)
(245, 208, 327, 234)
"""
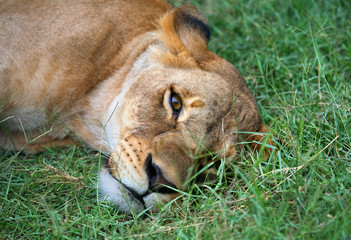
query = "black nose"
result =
(145, 154, 158, 188)
(144, 154, 177, 194)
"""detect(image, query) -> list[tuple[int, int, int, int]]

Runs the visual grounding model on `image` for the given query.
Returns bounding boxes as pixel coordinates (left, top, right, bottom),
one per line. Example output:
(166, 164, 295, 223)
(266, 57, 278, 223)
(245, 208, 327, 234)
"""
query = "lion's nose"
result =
(144, 154, 177, 192)
(145, 154, 158, 188)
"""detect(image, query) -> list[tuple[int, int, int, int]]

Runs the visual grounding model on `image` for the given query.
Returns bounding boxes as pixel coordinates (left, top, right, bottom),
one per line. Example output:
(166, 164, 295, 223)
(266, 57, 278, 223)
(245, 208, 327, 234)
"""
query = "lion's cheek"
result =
(108, 137, 151, 194)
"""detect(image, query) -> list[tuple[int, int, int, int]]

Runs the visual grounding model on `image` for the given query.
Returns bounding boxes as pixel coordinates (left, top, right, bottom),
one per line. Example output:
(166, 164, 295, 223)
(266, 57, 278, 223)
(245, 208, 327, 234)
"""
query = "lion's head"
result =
(99, 5, 269, 213)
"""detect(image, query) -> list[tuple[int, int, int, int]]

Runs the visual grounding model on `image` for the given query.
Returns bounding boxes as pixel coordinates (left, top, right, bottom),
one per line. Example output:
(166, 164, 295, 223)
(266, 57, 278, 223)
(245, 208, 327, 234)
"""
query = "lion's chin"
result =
(98, 168, 171, 214)
(99, 168, 145, 213)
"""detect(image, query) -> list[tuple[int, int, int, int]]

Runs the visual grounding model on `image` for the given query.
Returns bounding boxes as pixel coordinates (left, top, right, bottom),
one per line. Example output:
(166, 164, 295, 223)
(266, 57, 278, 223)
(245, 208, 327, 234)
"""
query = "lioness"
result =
(0, 0, 270, 213)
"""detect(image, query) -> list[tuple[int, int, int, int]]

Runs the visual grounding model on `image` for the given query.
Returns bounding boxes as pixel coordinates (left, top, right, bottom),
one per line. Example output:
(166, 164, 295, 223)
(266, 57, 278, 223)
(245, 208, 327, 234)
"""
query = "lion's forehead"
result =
(132, 66, 231, 95)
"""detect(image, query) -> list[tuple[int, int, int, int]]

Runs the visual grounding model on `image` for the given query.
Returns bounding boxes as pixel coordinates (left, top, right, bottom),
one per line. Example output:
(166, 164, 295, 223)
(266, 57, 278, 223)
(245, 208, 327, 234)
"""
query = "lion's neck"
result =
(71, 32, 158, 152)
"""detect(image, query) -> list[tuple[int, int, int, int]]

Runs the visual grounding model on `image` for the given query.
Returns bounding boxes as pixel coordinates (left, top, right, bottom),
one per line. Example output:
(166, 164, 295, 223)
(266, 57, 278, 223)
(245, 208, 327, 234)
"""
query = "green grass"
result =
(1, 0, 350, 239)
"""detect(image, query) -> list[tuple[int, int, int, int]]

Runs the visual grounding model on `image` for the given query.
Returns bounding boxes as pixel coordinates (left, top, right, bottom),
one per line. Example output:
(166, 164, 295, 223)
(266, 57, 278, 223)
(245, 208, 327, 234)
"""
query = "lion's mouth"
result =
(99, 168, 146, 212)
(118, 178, 147, 207)
(111, 168, 178, 197)
(99, 161, 178, 213)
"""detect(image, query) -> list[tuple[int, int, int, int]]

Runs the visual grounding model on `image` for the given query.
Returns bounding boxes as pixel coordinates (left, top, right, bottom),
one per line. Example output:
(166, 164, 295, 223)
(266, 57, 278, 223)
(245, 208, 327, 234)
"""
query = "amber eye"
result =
(170, 93, 182, 111)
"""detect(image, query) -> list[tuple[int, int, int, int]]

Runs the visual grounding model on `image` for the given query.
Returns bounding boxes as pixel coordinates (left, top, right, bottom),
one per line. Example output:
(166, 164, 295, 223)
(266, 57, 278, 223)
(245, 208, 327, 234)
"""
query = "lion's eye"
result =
(169, 91, 182, 117)
(171, 94, 182, 110)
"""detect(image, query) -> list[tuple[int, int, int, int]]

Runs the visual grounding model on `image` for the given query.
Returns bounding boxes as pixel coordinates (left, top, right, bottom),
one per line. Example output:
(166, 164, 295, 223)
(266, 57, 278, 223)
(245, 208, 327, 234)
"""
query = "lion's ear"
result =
(248, 123, 275, 159)
(157, 5, 211, 66)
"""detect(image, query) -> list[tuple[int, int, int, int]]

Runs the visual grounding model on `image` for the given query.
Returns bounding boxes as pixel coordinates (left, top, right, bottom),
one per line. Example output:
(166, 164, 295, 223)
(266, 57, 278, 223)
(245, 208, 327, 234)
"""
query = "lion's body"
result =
(0, 0, 269, 213)
(0, 0, 172, 149)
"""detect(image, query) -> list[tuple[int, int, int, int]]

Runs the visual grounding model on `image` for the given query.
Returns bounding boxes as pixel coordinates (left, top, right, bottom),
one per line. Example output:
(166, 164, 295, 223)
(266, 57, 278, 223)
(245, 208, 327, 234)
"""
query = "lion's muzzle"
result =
(99, 137, 180, 213)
